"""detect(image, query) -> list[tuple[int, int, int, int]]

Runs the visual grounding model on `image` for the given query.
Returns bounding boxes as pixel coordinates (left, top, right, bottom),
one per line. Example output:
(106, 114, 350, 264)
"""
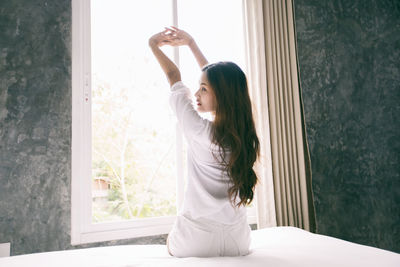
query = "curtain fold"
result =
(243, 0, 317, 232)
(243, 0, 277, 229)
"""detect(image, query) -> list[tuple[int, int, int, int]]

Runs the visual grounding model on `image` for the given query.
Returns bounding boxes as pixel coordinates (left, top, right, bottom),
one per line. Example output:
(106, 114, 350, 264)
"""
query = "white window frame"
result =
(71, 0, 256, 245)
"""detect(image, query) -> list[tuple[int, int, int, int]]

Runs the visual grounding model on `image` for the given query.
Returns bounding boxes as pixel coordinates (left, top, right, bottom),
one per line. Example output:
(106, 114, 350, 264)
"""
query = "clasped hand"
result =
(149, 26, 194, 48)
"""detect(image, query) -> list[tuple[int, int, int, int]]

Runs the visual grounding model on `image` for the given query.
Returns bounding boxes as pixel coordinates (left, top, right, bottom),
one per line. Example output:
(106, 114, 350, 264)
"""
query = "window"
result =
(72, 0, 256, 245)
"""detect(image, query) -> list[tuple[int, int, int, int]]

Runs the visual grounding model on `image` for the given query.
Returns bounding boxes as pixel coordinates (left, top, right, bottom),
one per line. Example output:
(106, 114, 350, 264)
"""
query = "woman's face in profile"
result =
(195, 71, 217, 114)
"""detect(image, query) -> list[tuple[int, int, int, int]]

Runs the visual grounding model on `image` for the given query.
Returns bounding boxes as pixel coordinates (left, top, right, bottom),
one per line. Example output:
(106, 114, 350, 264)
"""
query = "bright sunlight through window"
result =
(90, 0, 246, 223)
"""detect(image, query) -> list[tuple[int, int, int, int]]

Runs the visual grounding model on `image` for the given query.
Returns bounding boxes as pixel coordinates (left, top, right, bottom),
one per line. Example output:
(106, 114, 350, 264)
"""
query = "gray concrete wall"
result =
(294, 0, 400, 253)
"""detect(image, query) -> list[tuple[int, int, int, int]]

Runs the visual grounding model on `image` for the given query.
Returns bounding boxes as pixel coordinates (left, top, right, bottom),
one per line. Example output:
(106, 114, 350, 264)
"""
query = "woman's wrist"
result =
(187, 38, 196, 47)
(148, 38, 159, 48)
(149, 43, 159, 50)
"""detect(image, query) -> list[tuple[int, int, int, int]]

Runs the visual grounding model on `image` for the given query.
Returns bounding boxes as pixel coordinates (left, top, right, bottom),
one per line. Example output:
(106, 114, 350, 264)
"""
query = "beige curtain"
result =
(243, 0, 317, 232)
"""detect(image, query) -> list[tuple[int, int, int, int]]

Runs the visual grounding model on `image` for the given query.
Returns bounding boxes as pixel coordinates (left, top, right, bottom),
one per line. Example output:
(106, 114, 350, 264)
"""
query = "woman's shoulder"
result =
(170, 80, 188, 92)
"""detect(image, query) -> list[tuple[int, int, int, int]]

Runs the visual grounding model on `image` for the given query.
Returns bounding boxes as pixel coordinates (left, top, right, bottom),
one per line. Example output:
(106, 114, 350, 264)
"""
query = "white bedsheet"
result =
(1, 227, 399, 267)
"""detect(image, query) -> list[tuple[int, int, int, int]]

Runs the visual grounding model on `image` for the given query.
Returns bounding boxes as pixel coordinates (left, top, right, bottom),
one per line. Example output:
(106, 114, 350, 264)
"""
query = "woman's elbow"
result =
(167, 71, 181, 86)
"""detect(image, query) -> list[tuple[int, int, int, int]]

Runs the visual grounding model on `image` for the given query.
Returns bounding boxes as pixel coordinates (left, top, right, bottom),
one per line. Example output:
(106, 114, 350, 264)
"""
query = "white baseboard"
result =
(0, 243, 10, 257)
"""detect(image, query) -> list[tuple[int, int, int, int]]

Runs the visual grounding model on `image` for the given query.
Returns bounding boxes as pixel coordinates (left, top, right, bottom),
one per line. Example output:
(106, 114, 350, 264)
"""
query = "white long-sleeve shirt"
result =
(169, 81, 246, 224)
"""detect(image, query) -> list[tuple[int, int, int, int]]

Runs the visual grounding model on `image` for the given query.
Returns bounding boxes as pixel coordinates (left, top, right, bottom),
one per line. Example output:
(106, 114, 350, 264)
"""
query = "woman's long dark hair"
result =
(202, 61, 260, 207)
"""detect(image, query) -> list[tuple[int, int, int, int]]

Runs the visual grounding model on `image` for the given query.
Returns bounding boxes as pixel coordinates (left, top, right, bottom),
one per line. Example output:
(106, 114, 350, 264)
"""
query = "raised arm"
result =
(149, 30, 181, 86)
(167, 27, 209, 69)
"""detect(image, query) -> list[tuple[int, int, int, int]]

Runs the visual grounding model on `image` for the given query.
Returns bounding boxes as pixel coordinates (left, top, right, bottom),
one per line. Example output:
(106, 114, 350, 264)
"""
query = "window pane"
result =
(91, 0, 176, 222)
(90, 0, 248, 224)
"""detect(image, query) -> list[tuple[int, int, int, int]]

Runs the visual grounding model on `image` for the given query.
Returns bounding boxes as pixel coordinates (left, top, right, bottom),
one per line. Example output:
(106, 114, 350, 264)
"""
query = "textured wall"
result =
(0, 0, 167, 256)
(0, 0, 72, 255)
(294, 0, 400, 252)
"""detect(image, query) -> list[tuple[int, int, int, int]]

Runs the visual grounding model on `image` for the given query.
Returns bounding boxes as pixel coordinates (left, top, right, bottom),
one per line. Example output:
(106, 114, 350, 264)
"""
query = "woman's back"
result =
(170, 81, 246, 224)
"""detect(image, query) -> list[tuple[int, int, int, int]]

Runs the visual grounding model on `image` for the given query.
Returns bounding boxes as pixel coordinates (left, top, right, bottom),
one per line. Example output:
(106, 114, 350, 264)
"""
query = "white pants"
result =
(168, 214, 251, 257)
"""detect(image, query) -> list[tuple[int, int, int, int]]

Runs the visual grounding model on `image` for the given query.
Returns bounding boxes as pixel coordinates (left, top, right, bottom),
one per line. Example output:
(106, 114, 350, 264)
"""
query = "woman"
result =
(149, 27, 259, 257)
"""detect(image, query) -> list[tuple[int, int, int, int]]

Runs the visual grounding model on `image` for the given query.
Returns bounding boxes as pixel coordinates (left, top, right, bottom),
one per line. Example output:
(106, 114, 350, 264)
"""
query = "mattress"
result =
(0, 226, 399, 267)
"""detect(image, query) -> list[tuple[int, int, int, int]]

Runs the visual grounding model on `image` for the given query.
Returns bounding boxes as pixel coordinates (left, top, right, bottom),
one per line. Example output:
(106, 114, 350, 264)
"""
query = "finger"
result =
(166, 26, 179, 35)
(167, 26, 178, 31)
(164, 26, 175, 33)
(160, 29, 170, 36)
(163, 28, 177, 38)
(170, 26, 180, 31)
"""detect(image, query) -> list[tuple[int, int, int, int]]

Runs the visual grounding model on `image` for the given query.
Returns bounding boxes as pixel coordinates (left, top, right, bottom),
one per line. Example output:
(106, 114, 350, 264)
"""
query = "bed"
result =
(1, 226, 399, 267)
